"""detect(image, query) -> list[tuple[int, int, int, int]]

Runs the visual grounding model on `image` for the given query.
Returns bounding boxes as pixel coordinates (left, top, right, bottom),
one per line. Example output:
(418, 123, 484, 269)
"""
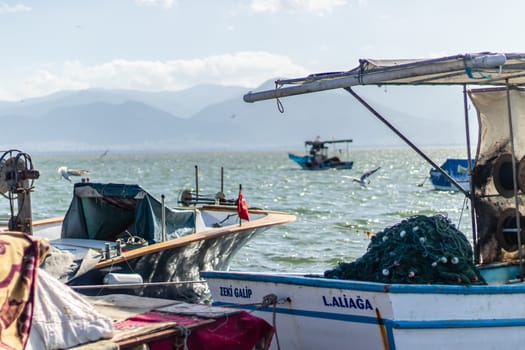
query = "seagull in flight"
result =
(99, 149, 109, 159)
(344, 167, 381, 187)
(57, 166, 89, 182)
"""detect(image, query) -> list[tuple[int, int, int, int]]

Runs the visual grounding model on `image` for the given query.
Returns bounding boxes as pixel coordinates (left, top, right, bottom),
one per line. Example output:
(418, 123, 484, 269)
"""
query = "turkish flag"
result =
(236, 191, 250, 221)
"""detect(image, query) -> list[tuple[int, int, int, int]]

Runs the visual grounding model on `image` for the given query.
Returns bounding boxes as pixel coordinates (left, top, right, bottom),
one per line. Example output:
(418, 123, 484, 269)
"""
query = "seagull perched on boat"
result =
(344, 167, 381, 187)
(57, 166, 89, 182)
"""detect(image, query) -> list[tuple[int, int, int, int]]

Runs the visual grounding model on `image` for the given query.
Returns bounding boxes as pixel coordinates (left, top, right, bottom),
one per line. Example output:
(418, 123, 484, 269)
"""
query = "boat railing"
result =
(178, 165, 239, 207)
(178, 189, 236, 206)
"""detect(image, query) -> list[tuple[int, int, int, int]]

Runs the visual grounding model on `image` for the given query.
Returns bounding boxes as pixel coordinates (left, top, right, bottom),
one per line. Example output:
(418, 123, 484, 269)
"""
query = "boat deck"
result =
(68, 294, 274, 349)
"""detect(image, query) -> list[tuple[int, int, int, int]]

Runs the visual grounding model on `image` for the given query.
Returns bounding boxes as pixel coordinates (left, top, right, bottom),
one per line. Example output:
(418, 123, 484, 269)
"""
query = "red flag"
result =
(236, 191, 250, 221)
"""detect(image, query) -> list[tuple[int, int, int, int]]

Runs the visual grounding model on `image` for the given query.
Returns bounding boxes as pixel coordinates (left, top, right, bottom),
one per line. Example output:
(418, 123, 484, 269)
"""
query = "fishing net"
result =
(324, 214, 486, 285)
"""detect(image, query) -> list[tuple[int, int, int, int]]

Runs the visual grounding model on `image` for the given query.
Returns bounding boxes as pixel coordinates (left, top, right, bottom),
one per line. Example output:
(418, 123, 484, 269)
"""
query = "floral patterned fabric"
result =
(0, 233, 49, 349)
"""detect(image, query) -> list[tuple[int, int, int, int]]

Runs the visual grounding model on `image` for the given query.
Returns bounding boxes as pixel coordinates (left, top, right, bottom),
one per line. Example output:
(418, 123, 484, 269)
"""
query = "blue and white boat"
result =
(202, 264, 525, 350)
(288, 138, 354, 170)
(429, 158, 472, 191)
(203, 52, 525, 349)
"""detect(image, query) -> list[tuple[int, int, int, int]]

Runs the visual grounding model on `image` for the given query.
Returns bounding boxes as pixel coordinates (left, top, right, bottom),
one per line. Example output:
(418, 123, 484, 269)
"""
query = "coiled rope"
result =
(258, 293, 282, 350)
(325, 214, 486, 285)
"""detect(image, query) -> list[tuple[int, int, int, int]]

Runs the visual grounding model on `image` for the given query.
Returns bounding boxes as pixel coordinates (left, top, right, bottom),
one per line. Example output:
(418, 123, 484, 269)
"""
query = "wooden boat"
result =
(0, 230, 275, 349)
(429, 158, 471, 191)
(202, 52, 525, 349)
(0, 152, 295, 303)
(83, 294, 275, 350)
(288, 138, 354, 170)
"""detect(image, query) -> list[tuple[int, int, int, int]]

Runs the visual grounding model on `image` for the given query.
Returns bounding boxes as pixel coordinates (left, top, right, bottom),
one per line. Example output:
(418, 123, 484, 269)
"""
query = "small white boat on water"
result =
(203, 52, 525, 349)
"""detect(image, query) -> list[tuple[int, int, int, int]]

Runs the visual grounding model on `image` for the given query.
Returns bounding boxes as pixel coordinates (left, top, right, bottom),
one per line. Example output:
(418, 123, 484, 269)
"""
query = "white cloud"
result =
(0, 3, 31, 13)
(251, 0, 280, 13)
(3, 52, 308, 100)
(135, 0, 174, 8)
(250, 0, 346, 15)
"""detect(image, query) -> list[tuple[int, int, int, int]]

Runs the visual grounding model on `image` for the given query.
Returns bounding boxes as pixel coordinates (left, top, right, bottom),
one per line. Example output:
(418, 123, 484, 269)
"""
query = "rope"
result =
(258, 293, 278, 309)
(202, 313, 230, 333)
(215, 293, 290, 309)
(275, 82, 285, 113)
(271, 298, 281, 350)
(257, 293, 281, 350)
(464, 57, 493, 80)
(276, 97, 284, 113)
(173, 325, 191, 350)
(325, 214, 486, 285)
(70, 279, 208, 290)
(216, 293, 287, 350)
(457, 196, 469, 229)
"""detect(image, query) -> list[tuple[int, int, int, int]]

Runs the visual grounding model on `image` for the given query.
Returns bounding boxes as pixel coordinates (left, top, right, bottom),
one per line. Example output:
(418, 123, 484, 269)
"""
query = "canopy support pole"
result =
(504, 81, 524, 280)
(161, 194, 166, 242)
(462, 84, 479, 263)
(194, 165, 199, 206)
(344, 87, 470, 197)
(220, 167, 224, 194)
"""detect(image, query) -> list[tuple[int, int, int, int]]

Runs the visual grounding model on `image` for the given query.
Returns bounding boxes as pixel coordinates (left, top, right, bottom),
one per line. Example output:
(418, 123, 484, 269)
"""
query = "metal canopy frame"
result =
(243, 52, 525, 268)
(244, 52, 525, 103)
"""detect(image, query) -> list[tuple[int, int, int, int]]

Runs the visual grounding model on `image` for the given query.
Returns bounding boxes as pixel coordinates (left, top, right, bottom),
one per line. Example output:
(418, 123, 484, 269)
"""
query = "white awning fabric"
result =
(244, 52, 525, 102)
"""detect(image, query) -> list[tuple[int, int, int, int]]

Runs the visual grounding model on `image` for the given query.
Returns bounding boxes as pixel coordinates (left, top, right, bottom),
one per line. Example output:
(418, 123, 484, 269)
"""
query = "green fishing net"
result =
(324, 214, 486, 285)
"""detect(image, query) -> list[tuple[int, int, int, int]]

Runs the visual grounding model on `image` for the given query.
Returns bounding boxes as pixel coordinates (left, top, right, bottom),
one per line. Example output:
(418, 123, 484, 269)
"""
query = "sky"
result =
(1, 0, 525, 102)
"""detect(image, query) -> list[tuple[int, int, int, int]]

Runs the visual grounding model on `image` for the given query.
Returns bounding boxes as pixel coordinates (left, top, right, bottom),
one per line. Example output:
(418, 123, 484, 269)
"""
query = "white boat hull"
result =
(202, 269, 525, 350)
(28, 208, 295, 302)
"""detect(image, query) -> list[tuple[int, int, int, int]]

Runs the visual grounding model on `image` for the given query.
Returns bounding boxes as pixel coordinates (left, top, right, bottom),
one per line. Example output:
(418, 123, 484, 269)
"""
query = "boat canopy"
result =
(305, 139, 353, 146)
(61, 182, 196, 243)
(242, 51, 525, 266)
(244, 52, 525, 102)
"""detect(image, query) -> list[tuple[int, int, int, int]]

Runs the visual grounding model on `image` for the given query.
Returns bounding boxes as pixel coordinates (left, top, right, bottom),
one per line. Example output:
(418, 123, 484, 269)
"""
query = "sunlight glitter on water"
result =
(0, 147, 472, 274)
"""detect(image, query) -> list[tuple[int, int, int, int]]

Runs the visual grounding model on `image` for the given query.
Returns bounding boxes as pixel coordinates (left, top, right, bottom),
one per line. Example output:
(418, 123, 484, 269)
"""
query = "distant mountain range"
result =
(0, 82, 474, 153)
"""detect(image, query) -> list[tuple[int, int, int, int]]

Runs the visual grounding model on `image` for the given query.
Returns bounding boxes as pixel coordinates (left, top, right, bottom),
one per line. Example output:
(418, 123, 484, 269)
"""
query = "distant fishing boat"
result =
(288, 137, 353, 170)
(203, 52, 525, 349)
(429, 158, 472, 191)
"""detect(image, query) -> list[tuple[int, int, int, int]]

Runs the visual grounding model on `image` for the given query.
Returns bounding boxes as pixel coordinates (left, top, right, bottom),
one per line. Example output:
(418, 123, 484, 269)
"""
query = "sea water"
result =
(0, 147, 471, 275)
